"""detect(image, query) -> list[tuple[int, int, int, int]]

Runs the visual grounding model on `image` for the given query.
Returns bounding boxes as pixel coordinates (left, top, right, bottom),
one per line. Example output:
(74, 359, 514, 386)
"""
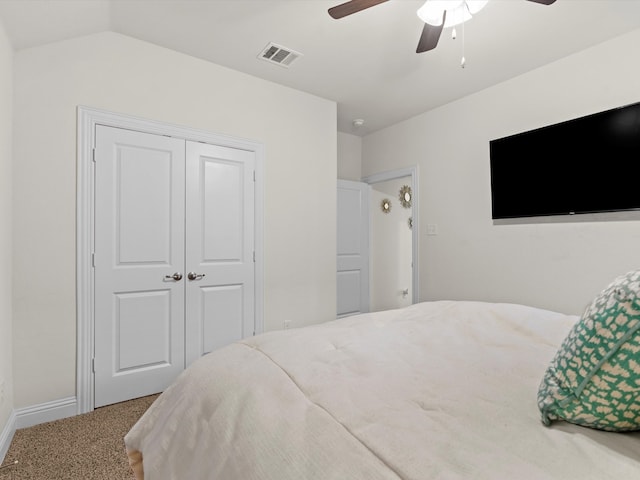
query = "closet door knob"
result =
(165, 272, 183, 281)
(187, 272, 206, 281)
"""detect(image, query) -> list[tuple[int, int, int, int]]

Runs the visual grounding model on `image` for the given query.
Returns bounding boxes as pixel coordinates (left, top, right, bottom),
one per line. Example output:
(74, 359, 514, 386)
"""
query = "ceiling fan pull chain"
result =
(460, 20, 466, 68)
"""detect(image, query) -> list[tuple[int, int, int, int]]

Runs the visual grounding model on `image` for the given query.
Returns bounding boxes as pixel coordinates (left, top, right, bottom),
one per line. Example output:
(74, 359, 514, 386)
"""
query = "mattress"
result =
(124, 300, 640, 479)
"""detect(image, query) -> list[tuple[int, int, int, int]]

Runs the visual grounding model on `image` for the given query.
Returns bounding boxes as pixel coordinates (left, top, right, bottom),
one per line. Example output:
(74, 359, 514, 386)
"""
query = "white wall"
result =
(337, 131, 362, 181)
(362, 29, 640, 317)
(12, 32, 337, 408)
(0, 17, 13, 441)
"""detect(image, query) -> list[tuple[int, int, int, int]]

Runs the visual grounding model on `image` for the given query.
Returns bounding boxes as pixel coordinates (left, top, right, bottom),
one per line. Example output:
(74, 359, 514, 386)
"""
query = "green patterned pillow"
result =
(537, 269, 640, 431)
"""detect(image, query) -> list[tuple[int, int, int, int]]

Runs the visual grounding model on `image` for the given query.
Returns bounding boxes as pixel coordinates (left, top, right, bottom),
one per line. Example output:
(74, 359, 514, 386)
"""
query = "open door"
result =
(337, 179, 370, 317)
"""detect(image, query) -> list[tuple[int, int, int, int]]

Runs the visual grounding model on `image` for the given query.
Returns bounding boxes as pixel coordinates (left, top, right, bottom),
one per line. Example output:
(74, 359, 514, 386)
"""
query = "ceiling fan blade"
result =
(416, 12, 445, 53)
(526, 0, 556, 4)
(328, 0, 389, 19)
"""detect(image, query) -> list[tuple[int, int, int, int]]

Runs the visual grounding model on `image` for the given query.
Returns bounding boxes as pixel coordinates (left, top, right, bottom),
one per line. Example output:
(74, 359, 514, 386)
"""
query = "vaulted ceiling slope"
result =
(1, 0, 640, 136)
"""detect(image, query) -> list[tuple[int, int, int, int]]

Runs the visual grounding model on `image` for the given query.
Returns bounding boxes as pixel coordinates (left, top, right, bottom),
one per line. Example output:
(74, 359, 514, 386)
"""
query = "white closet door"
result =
(337, 179, 370, 317)
(94, 125, 186, 408)
(184, 142, 255, 366)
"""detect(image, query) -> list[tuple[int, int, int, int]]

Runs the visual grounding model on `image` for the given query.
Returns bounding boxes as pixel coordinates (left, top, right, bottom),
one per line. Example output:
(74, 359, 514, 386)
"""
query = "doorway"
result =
(336, 167, 419, 316)
(369, 176, 413, 311)
(363, 167, 419, 312)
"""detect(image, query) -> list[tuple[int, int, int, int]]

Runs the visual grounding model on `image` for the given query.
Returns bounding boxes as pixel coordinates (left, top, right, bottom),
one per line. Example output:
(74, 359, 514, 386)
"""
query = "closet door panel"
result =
(185, 142, 255, 365)
(94, 125, 186, 408)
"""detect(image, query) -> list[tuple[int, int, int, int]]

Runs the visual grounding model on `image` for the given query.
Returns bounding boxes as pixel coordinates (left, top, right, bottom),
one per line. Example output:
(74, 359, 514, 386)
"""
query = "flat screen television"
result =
(489, 101, 640, 220)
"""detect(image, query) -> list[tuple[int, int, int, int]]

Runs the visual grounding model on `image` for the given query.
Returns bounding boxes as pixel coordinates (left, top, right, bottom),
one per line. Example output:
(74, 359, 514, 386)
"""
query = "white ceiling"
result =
(1, 0, 640, 136)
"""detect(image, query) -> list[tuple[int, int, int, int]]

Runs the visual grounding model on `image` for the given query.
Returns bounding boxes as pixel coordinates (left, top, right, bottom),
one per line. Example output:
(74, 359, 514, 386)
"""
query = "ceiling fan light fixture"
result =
(466, 0, 489, 14)
(417, 0, 460, 26)
(417, 0, 488, 28)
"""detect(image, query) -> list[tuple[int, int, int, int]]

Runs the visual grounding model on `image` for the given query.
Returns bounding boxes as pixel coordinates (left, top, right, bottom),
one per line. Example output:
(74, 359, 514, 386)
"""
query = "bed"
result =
(124, 299, 640, 479)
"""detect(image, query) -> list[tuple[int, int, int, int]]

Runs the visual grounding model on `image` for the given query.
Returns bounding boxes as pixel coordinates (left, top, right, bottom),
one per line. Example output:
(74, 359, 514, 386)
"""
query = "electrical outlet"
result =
(283, 321, 291, 330)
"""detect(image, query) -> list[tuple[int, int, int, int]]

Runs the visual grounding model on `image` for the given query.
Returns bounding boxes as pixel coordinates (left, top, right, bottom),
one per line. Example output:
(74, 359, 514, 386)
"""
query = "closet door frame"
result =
(76, 106, 265, 414)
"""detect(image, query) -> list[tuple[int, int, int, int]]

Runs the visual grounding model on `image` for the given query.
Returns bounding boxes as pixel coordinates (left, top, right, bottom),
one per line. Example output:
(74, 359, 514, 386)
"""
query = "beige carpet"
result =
(0, 394, 158, 480)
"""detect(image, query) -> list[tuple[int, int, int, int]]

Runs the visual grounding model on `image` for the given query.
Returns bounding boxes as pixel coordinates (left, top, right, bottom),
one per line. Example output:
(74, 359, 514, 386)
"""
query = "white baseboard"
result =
(14, 396, 77, 430)
(0, 397, 78, 465)
(0, 410, 16, 465)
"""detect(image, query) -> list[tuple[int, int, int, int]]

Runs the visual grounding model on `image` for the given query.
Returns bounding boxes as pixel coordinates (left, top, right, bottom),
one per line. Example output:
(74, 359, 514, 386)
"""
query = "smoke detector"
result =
(258, 42, 302, 68)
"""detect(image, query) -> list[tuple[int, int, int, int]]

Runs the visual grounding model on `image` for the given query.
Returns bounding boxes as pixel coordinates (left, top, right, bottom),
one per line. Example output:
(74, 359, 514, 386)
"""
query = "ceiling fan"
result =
(328, 0, 557, 54)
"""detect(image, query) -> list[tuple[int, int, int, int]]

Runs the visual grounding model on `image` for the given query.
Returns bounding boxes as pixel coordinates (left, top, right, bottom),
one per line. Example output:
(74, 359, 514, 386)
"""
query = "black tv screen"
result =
(489, 101, 640, 219)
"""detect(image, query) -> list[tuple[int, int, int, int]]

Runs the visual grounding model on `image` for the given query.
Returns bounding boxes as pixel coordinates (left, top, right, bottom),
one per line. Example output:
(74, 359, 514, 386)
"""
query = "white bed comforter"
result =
(124, 301, 640, 479)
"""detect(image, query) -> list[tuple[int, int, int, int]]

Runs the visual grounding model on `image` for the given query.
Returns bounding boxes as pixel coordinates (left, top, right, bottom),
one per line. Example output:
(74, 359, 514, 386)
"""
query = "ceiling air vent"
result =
(258, 42, 302, 68)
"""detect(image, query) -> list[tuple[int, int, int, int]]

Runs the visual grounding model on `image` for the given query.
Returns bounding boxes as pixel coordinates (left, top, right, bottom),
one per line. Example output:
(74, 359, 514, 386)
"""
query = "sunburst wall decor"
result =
(399, 185, 412, 208)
